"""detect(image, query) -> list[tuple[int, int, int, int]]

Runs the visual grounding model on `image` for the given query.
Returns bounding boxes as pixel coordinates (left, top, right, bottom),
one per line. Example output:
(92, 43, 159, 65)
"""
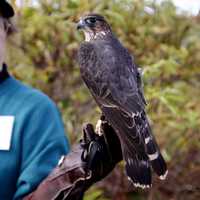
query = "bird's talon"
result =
(95, 119, 104, 136)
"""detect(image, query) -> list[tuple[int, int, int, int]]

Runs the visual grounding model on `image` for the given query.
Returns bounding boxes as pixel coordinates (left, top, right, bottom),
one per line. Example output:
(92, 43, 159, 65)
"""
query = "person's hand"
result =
(81, 115, 122, 184)
(24, 116, 122, 200)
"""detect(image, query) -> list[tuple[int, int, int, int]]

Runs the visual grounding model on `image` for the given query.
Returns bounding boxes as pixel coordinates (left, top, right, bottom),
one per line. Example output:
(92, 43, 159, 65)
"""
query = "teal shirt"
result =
(0, 76, 70, 199)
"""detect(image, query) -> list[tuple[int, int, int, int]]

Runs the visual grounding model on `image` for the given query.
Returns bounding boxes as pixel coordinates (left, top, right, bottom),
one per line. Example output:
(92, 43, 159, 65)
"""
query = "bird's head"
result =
(77, 13, 112, 42)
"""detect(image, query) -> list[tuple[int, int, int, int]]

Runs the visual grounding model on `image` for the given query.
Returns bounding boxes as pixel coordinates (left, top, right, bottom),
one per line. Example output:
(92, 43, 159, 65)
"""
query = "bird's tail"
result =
(144, 128, 168, 180)
(101, 107, 167, 188)
(135, 113, 168, 180)
(124, 152, 152, 188)
(122, 136, 167, 189)
(121, 116, 168, 188)
(120, 134, 152, 188)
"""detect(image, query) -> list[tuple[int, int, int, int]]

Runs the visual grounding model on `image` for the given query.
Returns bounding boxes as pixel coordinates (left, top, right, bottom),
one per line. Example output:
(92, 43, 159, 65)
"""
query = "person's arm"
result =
(23, 116, 122, 200)
(13, 97, 70, 200)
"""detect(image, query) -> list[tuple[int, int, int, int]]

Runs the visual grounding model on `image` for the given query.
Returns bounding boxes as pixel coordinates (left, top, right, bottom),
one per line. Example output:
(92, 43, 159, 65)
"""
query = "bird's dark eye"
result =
(86, 18, 96, 24)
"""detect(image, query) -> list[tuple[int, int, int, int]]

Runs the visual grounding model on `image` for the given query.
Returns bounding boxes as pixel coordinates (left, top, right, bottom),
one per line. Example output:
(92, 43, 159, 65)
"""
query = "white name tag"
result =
(0, 116, 15, 151)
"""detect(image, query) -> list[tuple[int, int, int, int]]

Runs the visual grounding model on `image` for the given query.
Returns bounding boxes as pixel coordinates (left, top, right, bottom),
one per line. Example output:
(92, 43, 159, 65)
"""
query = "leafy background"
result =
(7, 0, 200, 199)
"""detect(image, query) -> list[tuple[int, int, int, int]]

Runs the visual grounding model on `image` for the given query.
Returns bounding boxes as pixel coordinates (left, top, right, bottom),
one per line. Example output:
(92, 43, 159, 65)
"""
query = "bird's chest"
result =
(81, 56, 108, 83)
(80, 60, 110, 100)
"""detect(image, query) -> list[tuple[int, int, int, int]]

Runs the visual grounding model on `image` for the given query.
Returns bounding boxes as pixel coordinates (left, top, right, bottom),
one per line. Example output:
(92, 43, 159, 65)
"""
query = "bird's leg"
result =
(96, 115, 114, 162)
(95, 120, 103, 136)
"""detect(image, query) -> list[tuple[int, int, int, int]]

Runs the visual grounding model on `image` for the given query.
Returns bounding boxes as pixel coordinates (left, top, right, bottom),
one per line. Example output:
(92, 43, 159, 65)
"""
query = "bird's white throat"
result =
(84, 30, 107, 42)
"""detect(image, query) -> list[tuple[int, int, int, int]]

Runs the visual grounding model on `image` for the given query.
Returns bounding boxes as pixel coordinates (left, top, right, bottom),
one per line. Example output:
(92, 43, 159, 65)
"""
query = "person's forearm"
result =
(23, 121, 122, 200)
(23, 145, 88, 200)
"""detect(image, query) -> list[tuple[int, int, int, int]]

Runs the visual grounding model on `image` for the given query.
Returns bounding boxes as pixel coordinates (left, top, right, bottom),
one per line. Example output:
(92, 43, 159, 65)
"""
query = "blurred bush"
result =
(7, 0, 200, 199)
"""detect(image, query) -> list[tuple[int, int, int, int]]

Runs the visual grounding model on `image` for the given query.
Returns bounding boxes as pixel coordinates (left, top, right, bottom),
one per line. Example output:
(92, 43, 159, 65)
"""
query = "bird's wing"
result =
(93, 39, 146, 115)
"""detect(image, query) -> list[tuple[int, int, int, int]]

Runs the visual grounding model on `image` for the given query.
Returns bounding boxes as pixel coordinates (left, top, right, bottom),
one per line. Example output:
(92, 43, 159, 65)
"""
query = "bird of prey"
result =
(77, 13, 168, 188)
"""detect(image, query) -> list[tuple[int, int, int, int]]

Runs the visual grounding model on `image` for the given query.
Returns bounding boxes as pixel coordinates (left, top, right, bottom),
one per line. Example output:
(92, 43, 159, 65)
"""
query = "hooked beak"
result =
(77, 19, 86, 30)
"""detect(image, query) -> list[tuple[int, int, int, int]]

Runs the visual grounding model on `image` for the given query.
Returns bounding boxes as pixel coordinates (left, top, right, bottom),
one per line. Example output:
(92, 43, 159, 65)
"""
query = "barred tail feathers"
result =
(143, 124, 168, 180)
(120, 139, 152, 189)
(145, 137, 168, 179)
(125, 155, 152, 188)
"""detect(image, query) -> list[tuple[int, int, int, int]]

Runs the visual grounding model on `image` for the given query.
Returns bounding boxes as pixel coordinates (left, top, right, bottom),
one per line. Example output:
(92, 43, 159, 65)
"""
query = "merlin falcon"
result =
(77, 13, 168, 188)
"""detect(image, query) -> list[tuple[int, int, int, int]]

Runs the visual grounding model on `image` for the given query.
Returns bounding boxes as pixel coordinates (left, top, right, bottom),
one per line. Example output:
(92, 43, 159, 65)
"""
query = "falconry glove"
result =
(23, 117, 122, 200)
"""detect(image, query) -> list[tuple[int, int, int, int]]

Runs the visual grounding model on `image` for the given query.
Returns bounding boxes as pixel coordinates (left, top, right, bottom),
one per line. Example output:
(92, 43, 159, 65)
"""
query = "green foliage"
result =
(7, 0, 200, 199)
(84, 187, 110, 200)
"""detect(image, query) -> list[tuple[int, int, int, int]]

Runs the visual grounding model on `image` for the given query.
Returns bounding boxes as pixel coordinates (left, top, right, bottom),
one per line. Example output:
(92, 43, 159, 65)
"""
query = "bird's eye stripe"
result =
(86, 18, 96, 23)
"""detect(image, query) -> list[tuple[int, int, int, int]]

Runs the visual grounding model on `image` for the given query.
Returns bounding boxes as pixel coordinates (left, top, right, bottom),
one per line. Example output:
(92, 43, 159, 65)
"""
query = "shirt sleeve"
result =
(13, 96, 70, 199)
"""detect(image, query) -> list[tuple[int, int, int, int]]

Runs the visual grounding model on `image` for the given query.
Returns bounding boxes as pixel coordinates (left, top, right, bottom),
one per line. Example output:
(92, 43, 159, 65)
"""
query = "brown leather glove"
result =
(24, 116, 122, 200)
